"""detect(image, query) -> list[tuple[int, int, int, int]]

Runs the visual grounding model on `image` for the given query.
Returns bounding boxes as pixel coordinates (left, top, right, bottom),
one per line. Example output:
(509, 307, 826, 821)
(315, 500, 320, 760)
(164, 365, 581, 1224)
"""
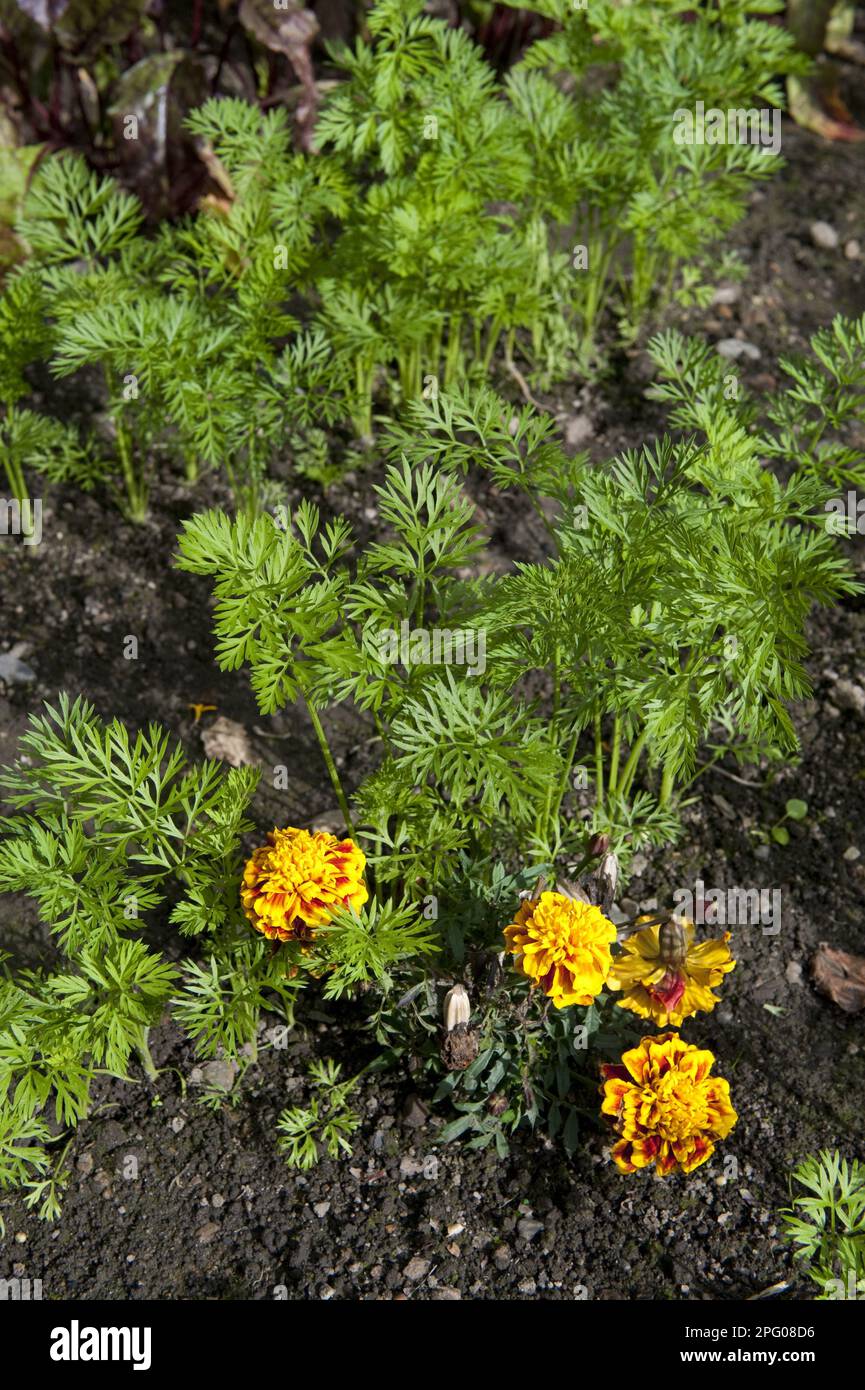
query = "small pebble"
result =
(810, 220, 839, 250)
(834, 679, 865, 717)
(565, 414, 593, 449)
(403, 1256, 431, 1281)
(843, 846, 861, 862)
(845, 239, 861, 260)
(401, 1095, 429, 1129)
(716, 338, 760, 361)
(517, 1217, 545, 1242)
(201, 1059, 237, 1093)
(399, 1155, 425, 1177)
(0, 646, 36, 684)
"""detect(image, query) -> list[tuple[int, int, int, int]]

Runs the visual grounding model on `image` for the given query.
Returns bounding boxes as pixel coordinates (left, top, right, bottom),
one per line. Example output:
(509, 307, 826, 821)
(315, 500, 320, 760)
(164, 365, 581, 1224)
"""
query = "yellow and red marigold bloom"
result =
(601, 1032, 737, 1176)
(241, 826, 368, 944)
(607, 915, 735, 1028)
(504, 891, 617, 1009)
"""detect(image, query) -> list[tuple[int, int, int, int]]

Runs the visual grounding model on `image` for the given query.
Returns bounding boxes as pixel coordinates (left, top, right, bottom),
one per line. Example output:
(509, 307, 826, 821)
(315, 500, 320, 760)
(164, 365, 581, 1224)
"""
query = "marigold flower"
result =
(607, 915, 735, 1027)
(504, 891, 616, 1008)
(241, 826, 368, 943)
(601, 1032, 737, 1176)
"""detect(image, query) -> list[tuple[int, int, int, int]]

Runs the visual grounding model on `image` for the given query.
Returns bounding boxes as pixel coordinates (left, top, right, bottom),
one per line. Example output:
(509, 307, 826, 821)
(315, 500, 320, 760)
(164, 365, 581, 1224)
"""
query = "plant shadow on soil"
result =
(1, 114, 865, 1300)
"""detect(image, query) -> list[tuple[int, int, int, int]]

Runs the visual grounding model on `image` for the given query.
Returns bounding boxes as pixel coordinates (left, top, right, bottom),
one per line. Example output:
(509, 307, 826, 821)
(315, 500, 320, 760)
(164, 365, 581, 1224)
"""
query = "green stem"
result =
(414, 567, 426, 627)
(480, 315, 504, 375)
(4, 454, 27, 506)
(444, 314, 463, 387)
(544, 724, 580, 843)
(538, 645, 562, 837)
(429, 318, 444, 386)
(137, 1031, 158, 1082)
(680, 750, 723, 792)
(580, 234, 617, 349)
(302, 694, 356, 836)
(593, 710, 604, 809)
(354, 358, 373, 440)
(659, 761, 676, 808)
(399, 344, 420, 402)
(2, 403, 28, 502)
(616, 729, 648, 801)
(608, 713, 621, 794)
(115, 415, 147, 523)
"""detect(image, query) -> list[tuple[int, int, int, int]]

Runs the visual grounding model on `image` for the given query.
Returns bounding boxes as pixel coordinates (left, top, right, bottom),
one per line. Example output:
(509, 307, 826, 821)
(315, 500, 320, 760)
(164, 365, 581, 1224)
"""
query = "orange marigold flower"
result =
(607, 915, 735, 1027)
(503, 891, 616, 1008)
(600, 1032, 737, 1176)
(241, 826, 368, 944)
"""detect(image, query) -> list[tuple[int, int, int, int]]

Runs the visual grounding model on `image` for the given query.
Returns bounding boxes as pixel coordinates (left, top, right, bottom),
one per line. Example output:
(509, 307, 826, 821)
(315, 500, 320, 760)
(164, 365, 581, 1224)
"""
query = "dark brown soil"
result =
(1, 110, 865, 1301)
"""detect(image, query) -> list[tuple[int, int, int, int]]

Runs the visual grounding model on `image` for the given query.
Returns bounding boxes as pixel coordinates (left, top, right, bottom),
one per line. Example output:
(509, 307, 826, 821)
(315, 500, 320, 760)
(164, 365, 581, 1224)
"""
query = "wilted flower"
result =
(601, 1032, 737, 1176)
(607, 915, 735, 1027)
(241, 826, 368, 943)
(441, 983, 478, 1071)
(504, 891, 617, 1008)
(443, 983, 471, 1032)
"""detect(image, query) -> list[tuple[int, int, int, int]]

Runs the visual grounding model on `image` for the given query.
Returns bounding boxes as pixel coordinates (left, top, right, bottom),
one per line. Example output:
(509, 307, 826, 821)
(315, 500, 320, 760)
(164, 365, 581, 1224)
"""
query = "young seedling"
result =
(769, 798, 810, 846)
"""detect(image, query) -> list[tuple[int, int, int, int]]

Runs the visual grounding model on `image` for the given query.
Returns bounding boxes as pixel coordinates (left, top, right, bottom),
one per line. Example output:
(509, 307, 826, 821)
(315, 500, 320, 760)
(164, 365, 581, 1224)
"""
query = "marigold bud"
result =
(596, 851, 619, 907)
(658, 915, 688, 969)
(588, 832, 610, 857)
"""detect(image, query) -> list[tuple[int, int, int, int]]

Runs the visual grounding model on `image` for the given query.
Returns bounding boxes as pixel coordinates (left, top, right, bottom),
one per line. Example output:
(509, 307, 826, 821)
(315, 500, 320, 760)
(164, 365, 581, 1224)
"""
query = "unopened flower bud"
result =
(443, 983, 470, 1032)
(659, 915, 688, 969)
(588, 832, 610, 857)
(597, 851, 619, 907)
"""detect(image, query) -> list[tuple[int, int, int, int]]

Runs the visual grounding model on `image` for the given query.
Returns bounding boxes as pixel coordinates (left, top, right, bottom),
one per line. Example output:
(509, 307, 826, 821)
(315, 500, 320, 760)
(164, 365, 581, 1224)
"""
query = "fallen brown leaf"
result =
(200, 716, 257, 768)
(811, 941, 865, 1013)
(239, 0, 320, 149)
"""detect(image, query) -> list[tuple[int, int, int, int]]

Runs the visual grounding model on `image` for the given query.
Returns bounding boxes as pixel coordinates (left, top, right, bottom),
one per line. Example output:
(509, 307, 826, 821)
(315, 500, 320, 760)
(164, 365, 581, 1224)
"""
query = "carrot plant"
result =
(0, 0, 798, 516)
(178, 321, 857, 875)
